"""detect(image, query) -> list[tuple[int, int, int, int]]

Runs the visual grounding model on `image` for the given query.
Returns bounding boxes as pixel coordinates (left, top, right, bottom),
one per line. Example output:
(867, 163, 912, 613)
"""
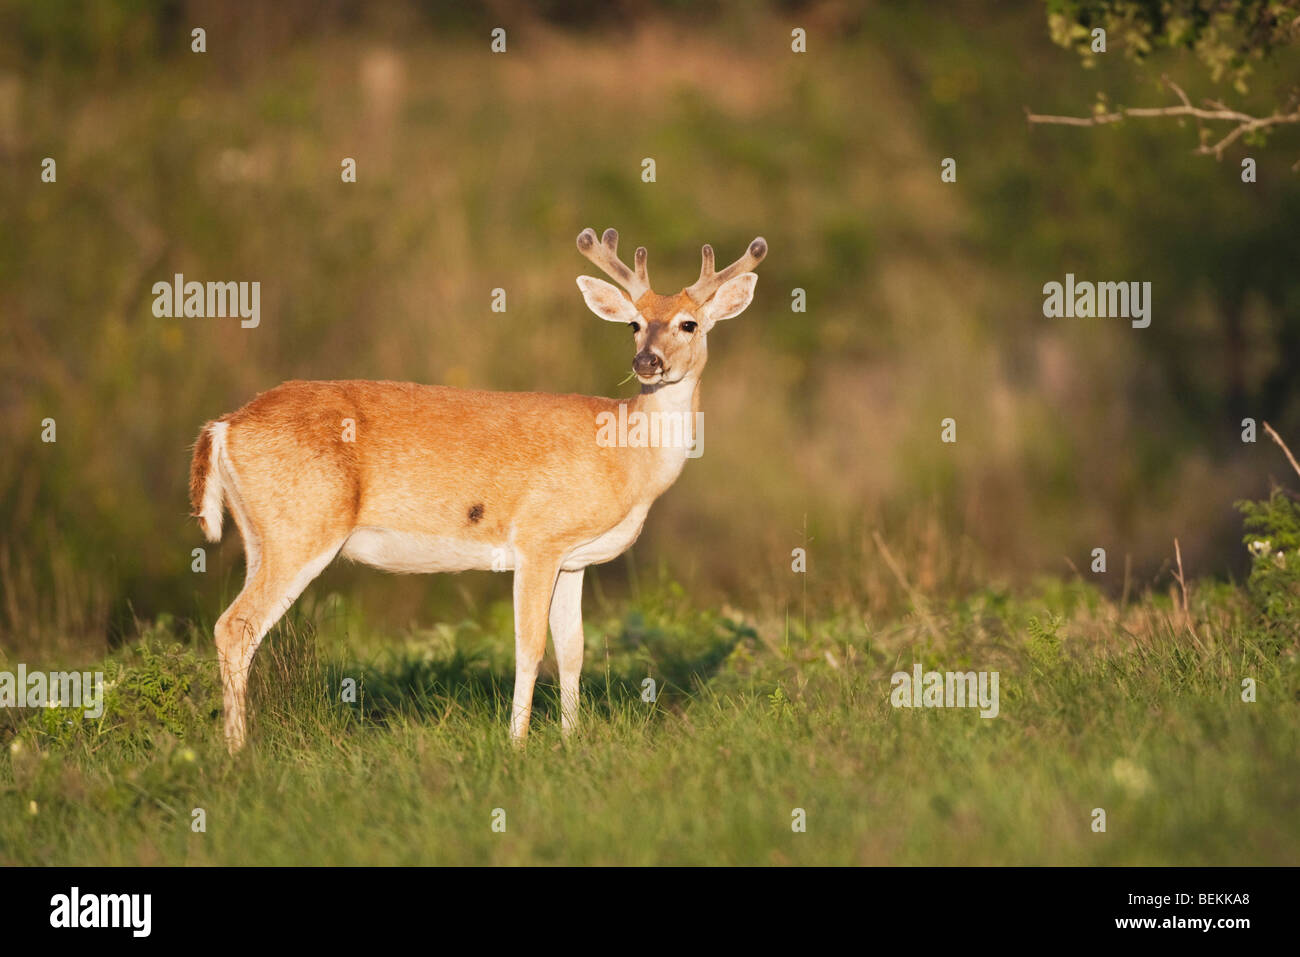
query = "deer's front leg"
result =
(549, 568, 585, 736)
(510, 552, 562, 743)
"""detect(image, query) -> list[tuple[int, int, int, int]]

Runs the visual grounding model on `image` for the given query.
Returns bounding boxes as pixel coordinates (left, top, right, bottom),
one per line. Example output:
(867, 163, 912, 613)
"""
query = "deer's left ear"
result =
(702, 273, 758, 328)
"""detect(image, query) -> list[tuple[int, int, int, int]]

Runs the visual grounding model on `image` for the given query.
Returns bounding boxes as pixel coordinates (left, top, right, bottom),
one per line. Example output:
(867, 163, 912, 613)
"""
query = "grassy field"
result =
(3, 569, 1296, 866)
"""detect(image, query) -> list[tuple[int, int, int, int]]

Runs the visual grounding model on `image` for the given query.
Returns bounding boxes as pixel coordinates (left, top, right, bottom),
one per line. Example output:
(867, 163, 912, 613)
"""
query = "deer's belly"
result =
(341, 527, 507, 573)
(562, 505, 649, 571)
(340, 506, 649, 575)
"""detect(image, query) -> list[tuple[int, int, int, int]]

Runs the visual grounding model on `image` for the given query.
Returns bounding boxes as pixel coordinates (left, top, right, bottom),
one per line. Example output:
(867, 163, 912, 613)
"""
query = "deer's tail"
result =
(190, 420, 229, 542)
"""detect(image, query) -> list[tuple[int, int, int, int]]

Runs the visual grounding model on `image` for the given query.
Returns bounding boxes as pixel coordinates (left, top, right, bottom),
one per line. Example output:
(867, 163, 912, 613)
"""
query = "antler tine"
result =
(697, 244, 715, 285)
(576, 227, 651, 300)
(634, 245, 649, 289)
(685, 237, 768, 303)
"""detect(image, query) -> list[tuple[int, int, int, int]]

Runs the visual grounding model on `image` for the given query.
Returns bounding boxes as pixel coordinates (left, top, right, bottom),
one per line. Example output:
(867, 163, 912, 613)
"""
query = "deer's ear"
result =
(577, 276, 640, 323)
(702, 273, 758, 327)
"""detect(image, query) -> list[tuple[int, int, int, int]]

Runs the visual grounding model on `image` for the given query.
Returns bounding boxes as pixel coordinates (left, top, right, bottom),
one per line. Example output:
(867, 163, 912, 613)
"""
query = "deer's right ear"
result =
(577, 276, 640, 323)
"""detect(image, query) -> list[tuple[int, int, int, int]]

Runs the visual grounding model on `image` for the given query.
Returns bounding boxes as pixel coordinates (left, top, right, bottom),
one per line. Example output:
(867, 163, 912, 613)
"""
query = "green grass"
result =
(2, 576, 1296, 865)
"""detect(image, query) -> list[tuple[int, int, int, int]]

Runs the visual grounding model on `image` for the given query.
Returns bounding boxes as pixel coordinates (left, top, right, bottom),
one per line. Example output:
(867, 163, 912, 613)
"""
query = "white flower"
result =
(1112, 758, 1153, 797)
(1249, 540, 1272, 557)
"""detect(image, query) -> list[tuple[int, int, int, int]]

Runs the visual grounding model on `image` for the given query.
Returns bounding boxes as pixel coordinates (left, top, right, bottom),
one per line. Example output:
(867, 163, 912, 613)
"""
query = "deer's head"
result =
(576, 228, 766, 387)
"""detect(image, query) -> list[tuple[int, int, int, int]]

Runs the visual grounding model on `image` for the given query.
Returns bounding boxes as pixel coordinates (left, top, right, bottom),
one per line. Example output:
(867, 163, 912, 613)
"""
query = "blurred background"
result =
(2, 0, 1298, 663)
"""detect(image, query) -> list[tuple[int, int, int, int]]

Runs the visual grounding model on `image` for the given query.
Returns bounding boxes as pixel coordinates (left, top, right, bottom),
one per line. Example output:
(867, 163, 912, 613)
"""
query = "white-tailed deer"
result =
(190, 228, 766, 751)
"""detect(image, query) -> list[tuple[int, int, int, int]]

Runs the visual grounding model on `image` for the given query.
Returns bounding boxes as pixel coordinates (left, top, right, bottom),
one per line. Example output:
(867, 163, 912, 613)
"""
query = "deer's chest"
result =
(561, 505, 650, 571)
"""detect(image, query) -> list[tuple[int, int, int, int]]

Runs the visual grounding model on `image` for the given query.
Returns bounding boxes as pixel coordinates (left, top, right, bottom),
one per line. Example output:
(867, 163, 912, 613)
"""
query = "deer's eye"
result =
(628, 321, 641, 333)
(680, 320, 698, 334)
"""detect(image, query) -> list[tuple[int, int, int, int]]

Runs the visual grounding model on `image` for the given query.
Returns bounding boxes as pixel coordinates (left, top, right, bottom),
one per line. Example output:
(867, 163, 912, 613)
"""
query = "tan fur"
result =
(189, 427, 213, 524)
(191, 231, 764, 751)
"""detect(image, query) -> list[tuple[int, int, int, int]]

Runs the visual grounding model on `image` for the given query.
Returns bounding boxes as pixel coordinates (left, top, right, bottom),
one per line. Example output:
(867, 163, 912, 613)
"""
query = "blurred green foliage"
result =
(1047, 0, 1299, 92)
(1, 1, 1297, 661)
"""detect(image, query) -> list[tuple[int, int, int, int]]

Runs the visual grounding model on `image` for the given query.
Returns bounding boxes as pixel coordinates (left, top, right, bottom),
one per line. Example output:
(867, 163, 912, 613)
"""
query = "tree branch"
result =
(1262, 421, 1300, 482)
(1026, 76, 1300, 165)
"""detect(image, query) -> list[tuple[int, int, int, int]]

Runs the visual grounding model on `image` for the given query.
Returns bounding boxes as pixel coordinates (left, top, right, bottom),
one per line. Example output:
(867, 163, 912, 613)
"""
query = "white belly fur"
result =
(340, 505, 650, 576)
(341, 527, 503, 573)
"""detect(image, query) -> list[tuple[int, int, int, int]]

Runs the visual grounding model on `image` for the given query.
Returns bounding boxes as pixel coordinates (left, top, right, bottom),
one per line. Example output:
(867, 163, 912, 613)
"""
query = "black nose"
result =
(633, 352, 663, 376)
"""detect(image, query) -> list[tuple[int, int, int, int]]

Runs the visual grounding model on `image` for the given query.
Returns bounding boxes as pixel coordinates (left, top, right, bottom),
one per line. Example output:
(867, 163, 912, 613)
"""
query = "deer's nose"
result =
(633, 352, 663, 376)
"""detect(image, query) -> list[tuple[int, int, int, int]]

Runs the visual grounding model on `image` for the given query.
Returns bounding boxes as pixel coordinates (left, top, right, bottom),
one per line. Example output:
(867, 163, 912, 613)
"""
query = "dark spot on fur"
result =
(468, 503, 485, 524)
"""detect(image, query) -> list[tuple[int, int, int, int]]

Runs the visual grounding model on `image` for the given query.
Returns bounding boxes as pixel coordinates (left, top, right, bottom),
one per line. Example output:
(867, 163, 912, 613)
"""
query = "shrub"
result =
(1236, 490, 1300, 634)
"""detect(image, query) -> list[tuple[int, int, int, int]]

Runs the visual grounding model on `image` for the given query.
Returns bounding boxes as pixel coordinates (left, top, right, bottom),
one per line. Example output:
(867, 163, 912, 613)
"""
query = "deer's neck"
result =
(625, 374, 701, 498)
(632, 373, 699, 417)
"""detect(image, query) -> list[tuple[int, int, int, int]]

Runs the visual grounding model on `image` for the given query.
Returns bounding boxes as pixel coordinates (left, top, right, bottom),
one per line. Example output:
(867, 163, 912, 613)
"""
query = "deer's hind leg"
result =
(213, 424, 359, 752)
(215, 539, 344, 752)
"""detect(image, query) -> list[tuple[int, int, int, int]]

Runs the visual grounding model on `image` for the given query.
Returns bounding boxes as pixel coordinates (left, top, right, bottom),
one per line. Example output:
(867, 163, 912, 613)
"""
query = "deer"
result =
(189, 228, 767, 752)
